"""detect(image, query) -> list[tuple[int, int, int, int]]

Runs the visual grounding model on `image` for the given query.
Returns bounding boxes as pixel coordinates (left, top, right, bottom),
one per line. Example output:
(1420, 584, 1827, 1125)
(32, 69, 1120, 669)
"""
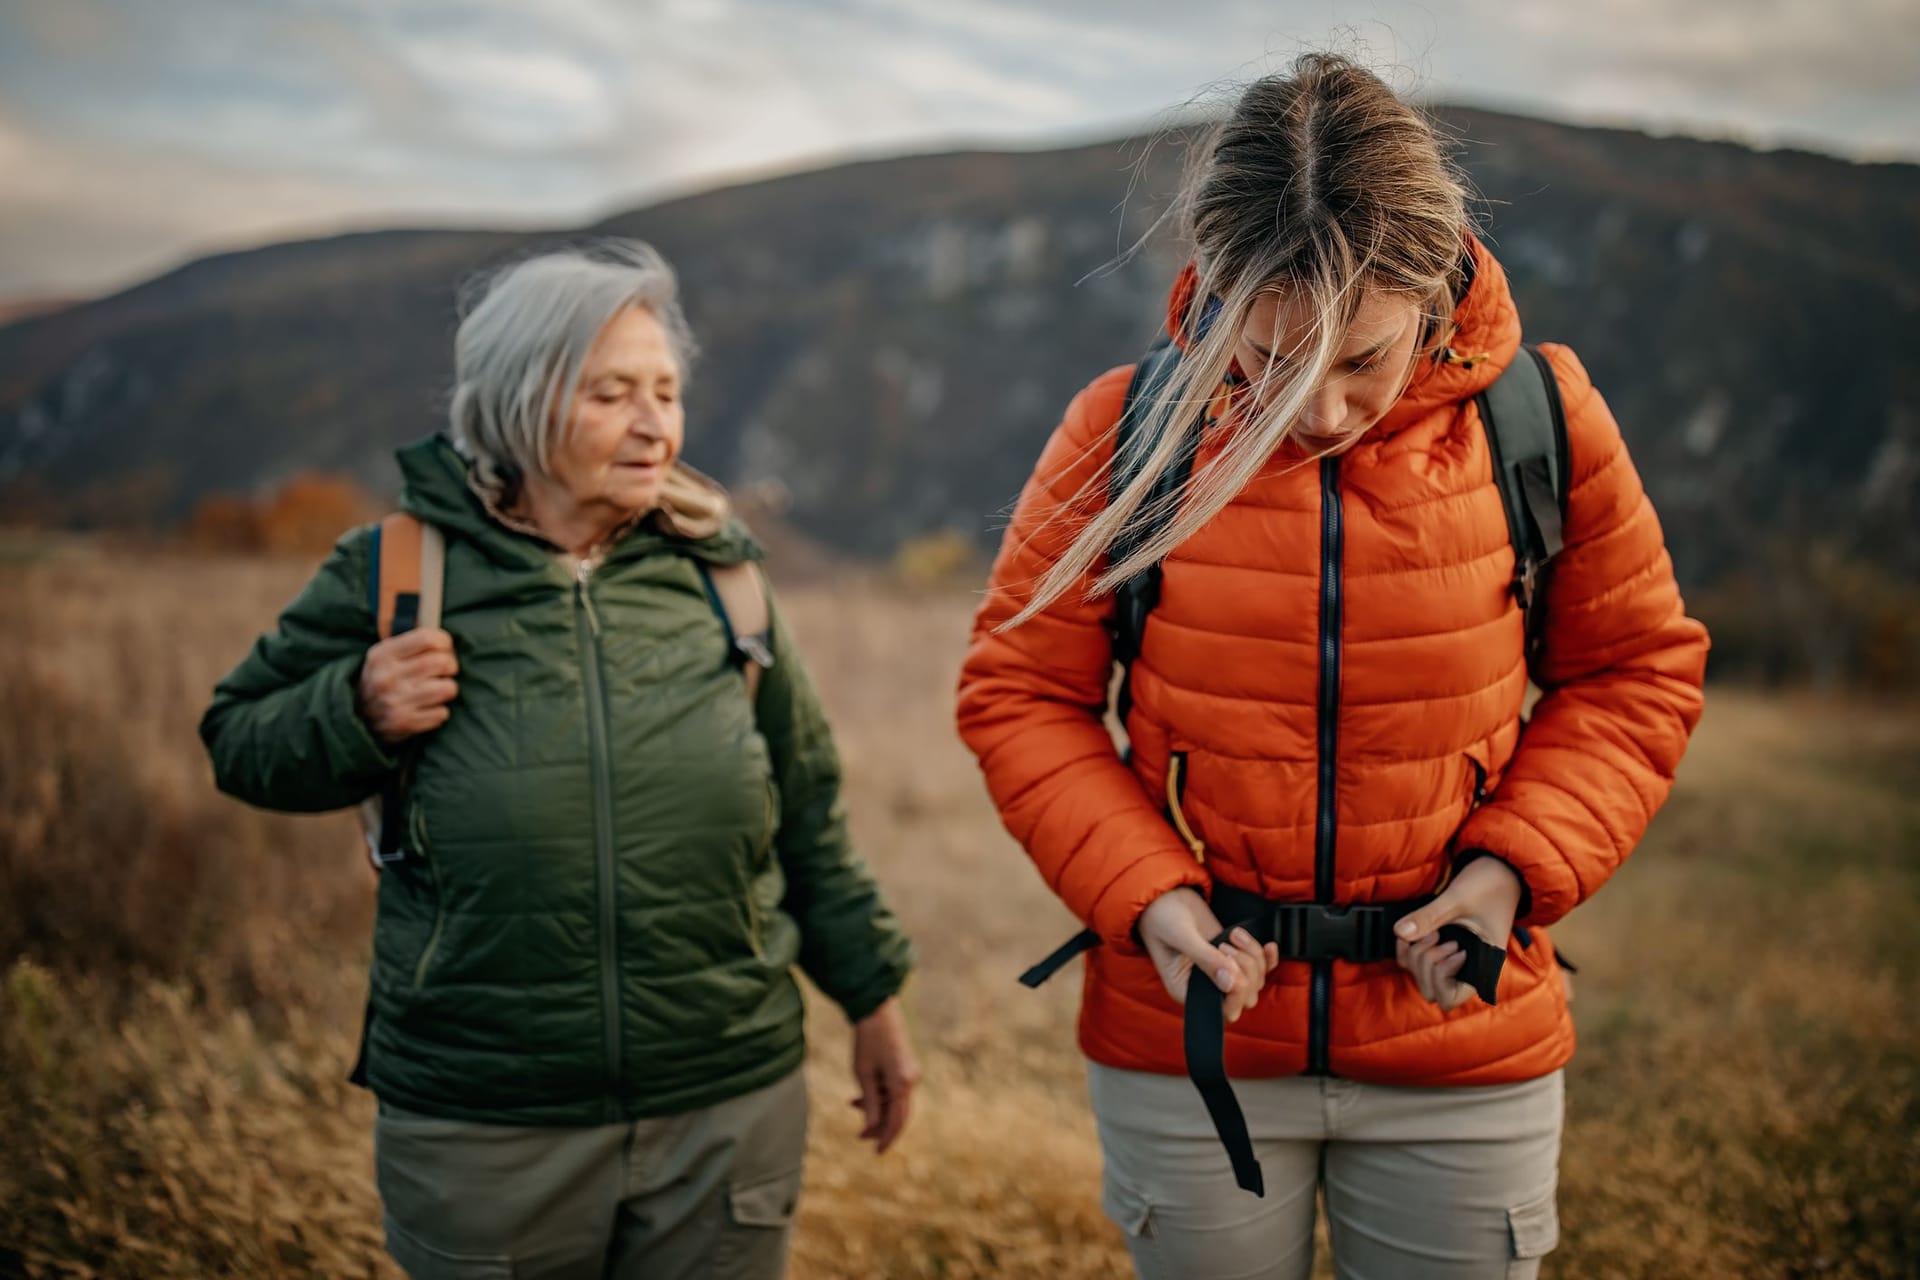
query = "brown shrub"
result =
(182, 474, 379, 556)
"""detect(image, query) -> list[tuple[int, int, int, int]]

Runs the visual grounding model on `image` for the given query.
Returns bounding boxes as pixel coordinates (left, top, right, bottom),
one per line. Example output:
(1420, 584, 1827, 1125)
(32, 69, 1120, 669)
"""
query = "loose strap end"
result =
(1018, 928, 1101, 988)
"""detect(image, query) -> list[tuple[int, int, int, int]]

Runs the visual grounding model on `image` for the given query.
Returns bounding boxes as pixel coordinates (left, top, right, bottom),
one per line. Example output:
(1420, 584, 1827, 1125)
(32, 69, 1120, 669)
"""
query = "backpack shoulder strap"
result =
(1109, 339, 1201, 728)
(360, 511, 446, 878)
(1475, 343, 1570, 662)
(369, 512, 445, 639)
(699, 561, 774, 704)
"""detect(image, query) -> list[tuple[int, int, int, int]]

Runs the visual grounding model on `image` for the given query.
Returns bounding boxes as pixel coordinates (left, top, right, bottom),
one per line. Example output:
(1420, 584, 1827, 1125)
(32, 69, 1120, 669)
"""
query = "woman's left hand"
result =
(1392, 856, 1525, 1012)
(850, 997, 919, 1155)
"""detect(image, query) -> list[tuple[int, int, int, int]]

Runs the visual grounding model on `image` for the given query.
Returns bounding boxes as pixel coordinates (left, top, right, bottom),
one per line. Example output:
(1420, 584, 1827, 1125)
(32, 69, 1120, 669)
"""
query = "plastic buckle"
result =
(1300, 905, 1399, 963)
(1300, 905, 1366, 962)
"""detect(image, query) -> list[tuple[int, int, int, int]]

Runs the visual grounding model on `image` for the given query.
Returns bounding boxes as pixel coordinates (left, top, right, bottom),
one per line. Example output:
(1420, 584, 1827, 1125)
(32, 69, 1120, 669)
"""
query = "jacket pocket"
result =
(711, 1165, 802, 1278)
(1463, 743, 1497, 810)
(1506, 1187, 1560, 1276)
(1101, 1176, 1157, 1242)
(1164, 749, 1205, 862)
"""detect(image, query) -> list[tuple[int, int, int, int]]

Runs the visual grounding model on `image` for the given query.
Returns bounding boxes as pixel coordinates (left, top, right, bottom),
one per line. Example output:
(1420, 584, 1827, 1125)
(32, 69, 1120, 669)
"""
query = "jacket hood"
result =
(393, 435, 762, 569)
(1162, 232, 1524, 439)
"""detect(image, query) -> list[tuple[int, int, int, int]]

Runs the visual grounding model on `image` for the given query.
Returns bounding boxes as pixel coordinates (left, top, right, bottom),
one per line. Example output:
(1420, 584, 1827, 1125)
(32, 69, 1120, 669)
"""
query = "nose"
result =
(627, 396, 667, 439)
(1300, 382, 1346, 438)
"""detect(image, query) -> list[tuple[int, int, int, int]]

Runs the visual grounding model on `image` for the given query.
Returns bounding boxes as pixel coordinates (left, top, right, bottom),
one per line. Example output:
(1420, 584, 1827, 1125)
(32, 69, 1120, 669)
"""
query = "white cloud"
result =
(0, 0, 1914, 298)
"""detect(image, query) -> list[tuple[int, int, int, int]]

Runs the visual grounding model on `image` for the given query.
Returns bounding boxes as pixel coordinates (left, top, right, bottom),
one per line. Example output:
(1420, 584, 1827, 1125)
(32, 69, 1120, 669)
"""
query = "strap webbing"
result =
(1018, 928, 1100, 989)
(1476, 344, 1569, 646)
(1109, 342, 1198, 726)
(698, 561, 774, 703)
(373, 513, 443, 639)
(1178, 888, 1507, 1195)
(362, 514, 445, 870)
(1024, 884, 1510, 1198)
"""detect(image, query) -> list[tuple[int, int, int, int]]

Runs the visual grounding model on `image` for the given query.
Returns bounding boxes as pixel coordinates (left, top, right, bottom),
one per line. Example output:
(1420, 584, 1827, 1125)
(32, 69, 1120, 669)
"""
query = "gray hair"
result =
(448, 239, 698, 499)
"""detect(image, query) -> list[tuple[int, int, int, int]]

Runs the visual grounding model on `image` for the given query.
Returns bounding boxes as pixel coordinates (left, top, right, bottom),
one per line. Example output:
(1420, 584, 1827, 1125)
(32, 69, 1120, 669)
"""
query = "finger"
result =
(388, 705, 451, 738)
(1171, 935, 1239, 997)
(408, 677, 460, 707)
(877, 1076, 913, 1153)
(391, 627, 455, 658)
(1226, 929, 1270, 979)
(1420, 943, 1464, 1004)
(1394, 893, 1465, 945)
(398, 649, 460, 679)
(855, 1061, 883, 1140)
(1264, 941, 1280, 969)
(1223, 938, 1264, 990)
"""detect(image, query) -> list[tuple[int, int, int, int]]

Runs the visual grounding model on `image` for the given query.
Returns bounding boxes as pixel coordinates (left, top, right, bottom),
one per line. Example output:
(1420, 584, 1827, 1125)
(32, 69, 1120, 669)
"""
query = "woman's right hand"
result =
(1137, 887, 1278, 1023)
(356, 628, 459, 745)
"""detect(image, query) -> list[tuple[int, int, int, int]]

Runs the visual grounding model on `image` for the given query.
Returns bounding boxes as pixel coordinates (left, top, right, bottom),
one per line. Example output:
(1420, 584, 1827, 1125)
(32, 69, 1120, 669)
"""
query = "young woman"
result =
(202, 241, 918, 1280)
(957, 55, 1708, 1279)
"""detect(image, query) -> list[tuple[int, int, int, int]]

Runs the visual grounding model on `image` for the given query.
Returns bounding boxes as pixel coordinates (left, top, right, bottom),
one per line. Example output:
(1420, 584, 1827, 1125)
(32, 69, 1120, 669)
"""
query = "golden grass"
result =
(1, 542, 1915, 1278)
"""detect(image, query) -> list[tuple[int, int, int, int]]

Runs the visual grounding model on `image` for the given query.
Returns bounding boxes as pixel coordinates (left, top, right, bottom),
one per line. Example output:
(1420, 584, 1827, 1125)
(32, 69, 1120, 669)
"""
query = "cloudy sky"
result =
(2, 0, 1916, 300)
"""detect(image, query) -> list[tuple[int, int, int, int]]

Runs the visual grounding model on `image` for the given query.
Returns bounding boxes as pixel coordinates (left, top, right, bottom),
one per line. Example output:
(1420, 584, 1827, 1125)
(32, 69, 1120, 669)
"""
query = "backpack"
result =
(356, 514, 774, 869)
(1106, 339, 1569, 731)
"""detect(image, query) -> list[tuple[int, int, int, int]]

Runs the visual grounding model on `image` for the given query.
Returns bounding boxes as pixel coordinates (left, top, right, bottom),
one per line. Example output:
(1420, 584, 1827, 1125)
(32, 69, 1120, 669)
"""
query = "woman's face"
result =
(1233, 286, 1422, 454)
(548, 304, 685, 520)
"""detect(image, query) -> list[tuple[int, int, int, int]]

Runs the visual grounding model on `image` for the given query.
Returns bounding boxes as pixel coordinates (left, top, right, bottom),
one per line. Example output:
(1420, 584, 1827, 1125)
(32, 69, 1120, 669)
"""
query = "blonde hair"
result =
(1009, 54, 1472, 627)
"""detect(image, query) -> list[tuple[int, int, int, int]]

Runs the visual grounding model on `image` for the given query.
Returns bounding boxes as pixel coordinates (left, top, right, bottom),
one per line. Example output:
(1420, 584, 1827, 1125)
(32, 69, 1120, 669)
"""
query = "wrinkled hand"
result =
(851, 997, 919, 1155)
(1393, 857, 1524, 1012)
(1137, 888, 1279, 1024)
(356, 628, 459, 745)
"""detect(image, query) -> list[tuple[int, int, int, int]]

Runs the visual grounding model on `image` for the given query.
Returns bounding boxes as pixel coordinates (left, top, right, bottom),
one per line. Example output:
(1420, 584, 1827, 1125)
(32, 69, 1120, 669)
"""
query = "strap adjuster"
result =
(734, 633, 775, 670)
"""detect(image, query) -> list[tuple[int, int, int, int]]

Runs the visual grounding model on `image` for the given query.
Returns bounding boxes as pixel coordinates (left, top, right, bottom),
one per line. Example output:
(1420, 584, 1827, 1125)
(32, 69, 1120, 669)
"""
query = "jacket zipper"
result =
(575, 559, 624, 1122)
(1310, 456, 1344, 1076)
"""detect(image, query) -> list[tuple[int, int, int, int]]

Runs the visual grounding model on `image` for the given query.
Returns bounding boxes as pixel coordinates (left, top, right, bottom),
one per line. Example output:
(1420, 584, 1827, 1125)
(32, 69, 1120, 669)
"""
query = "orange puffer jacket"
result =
(956, 236, 1709, 1085)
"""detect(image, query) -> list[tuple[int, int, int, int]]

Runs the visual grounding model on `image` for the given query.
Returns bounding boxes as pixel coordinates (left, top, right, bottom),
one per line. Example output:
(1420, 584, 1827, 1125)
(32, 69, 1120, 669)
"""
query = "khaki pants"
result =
(1089, 1062, 1562, 1280)
(373, 1068, 808, 1280)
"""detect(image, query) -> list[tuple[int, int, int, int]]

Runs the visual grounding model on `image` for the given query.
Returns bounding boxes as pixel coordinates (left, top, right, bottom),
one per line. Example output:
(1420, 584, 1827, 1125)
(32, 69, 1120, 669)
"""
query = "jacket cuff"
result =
(319, 653, 400, 779)
(834, 953, 912, 1024)
(1089, 854, 1211, 956)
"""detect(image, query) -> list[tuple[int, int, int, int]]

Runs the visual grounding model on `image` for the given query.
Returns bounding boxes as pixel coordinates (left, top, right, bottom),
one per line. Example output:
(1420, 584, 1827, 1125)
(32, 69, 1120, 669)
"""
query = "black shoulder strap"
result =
(1475, 344, 1570, 667)
(1109, 340, 1200, 726)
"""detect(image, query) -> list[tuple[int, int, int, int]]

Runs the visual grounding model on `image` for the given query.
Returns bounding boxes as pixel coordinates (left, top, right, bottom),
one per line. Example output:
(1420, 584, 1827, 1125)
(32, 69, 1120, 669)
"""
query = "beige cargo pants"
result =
(373, 1068, 807, 1280)
(1090, 1063, 1563, 1279)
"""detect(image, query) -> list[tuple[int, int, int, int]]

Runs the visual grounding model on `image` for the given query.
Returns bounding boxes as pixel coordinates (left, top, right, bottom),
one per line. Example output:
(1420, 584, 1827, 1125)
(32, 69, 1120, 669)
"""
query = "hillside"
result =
(2, 107, 1915, 608)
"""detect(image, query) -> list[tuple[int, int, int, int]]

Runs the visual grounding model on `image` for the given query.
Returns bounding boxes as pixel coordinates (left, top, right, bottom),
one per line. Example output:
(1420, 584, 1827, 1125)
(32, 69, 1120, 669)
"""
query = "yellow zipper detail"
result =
(1166, 753, 1206, 865)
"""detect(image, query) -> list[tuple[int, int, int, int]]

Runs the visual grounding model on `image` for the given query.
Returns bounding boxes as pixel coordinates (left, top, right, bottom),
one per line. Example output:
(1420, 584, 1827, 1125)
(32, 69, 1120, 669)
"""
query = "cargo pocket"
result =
(382, 1215, 513, 1280)
(1100, 1176, 1160, 1267)
(711, 1165, 802, 1279)
(1506, 1188, 1560, 1278)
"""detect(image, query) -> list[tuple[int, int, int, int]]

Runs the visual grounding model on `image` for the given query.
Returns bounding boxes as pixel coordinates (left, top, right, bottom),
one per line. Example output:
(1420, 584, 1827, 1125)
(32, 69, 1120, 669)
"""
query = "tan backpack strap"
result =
(373, 513, 445, 638)
(702, 561, 773, 703)
(363, 514, 444, 874)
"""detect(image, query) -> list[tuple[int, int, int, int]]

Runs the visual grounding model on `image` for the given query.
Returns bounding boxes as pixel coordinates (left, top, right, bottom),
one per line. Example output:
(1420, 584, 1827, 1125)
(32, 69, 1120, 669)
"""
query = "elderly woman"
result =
(199, 241, 917, 1280)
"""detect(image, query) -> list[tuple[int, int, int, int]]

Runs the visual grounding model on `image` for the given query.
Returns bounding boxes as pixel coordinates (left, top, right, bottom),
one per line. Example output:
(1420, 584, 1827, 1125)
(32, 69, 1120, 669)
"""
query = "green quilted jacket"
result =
(200, 437, 913, 1124)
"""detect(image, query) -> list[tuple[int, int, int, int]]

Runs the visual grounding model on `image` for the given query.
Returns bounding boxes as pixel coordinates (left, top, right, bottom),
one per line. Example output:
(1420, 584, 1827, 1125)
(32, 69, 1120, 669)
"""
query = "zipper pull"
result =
(575, 559, 601, 636)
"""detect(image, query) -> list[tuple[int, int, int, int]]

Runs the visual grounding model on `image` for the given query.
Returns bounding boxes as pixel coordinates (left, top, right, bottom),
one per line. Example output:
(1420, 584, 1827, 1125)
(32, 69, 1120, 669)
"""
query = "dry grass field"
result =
(2, 538, 1916, 1278)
